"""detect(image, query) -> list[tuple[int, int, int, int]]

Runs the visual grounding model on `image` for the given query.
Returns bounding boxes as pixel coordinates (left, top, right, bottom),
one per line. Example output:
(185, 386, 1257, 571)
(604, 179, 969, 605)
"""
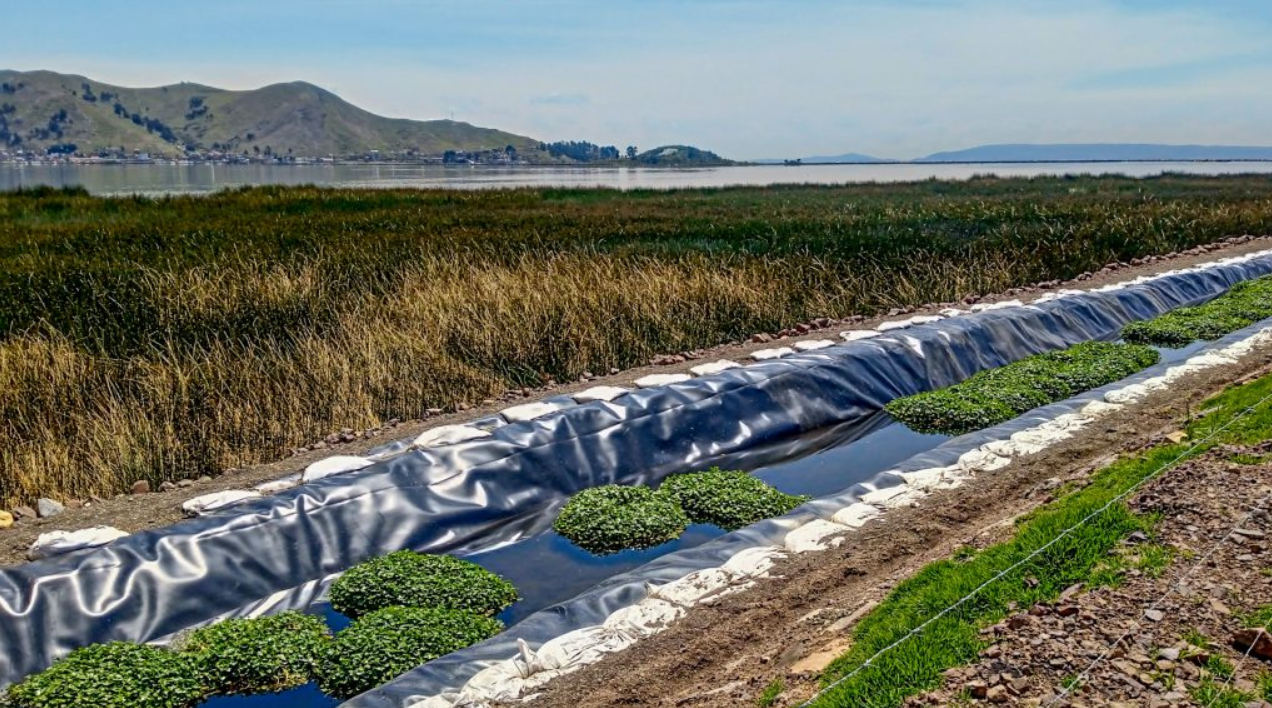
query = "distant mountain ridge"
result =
(0, 69, 539, 157)
(756, 143, 1272, 165)
(916, 143, 1272, 163)
(755, 152, 889, 164)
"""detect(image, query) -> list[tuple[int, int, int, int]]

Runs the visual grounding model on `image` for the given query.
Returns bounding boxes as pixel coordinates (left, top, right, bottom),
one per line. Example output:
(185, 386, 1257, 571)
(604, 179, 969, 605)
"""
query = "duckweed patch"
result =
(1122, 276, 1272, 347)
(182, 611, 330, 696)
(553, 485, 690, 555)
(885, 341, 1160, 435)
(5, 642, 205, 708)
(660, 468, 810, 531)
(329, 550, 518, 619)
(315, 606, 503, 699)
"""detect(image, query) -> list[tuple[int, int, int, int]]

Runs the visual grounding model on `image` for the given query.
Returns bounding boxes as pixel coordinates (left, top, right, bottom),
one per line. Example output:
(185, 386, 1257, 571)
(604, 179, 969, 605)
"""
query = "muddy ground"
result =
(0, 235, 1268, 567)
(521, 337, 1272, 707)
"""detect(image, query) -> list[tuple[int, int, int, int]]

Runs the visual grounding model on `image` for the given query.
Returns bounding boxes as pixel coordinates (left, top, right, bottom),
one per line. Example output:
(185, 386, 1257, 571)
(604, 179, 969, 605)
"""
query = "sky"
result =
(5, 0, 1272, 160)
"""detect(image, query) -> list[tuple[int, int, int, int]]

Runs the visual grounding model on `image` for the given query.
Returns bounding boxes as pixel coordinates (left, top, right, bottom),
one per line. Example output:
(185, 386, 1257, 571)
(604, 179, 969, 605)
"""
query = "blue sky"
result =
(5, 0, 1272, 159)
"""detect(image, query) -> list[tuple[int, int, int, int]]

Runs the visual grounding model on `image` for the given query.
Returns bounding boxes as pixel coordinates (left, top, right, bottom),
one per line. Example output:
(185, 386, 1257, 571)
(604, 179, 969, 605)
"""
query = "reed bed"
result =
(3, 175, 1272, 504)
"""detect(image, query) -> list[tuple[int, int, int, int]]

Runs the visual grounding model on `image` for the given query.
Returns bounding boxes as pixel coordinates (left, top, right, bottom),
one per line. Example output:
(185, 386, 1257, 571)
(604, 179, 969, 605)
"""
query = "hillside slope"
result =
(0, 69, 538, 157)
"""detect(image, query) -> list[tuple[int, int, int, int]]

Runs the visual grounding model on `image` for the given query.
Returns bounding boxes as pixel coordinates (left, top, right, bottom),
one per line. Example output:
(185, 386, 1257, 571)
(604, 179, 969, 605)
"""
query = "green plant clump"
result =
(5, 642, 206, 708)
(886, 341, 1160, 435)
(181, 611, 330, 695)
(660, 468, 810, 530)
(553, 484, 690, 555)
(329, 550, 518, 619)
(315, 606, 502, 699)
(1122, 276, 1272, 347)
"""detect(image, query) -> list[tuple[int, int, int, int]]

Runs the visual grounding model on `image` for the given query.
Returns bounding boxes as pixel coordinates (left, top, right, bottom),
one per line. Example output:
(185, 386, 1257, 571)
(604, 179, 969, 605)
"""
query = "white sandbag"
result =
(1081, 400, 1123, 418)
(646, 567, 740, 607)
(522, 626, 636, 674)
(722, 545, 787, 578)
(182, 490, 262, 517)
(957, 448, 1011, 473)
(840, 330, 881, 342)
(454, 659, 530, 704)
(861, 484, 909, 506)
(412, 425, 491, 448)
(750, 347, 796, 360)
(784, 519, 851, 553)
(500, 400, 570, 423)
(603, 598, 685, 639)
(1105, 384, 1151, 404)
(940, 308, 970, 317)
(794, 339, 836, 351)
(879, 486, 927, 509)
(970, 299, 1023, 312)
(27, 526, 129, 560)
(301, 455, 374, 483)
(876, 319, 911, 331)
(900, 466, 951, 491)
(690, 360, 741, 376)
(983, 439, 1043, 458)
(831, 502, 880, 528)
(633, 373, 692, 388)
(571, 386, 630, 403)
(254, 477, 298, 494)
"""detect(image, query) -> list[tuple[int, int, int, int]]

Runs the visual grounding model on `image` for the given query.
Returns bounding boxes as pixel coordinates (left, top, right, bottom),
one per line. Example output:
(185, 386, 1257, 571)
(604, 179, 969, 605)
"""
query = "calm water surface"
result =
(5, 161, 1272, 195)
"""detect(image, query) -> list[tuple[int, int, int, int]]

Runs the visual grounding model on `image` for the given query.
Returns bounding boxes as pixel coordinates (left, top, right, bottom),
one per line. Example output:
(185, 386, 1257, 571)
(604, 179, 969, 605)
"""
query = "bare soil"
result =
(0, 235, 1268, 569)
(521, 336, 1272, 707)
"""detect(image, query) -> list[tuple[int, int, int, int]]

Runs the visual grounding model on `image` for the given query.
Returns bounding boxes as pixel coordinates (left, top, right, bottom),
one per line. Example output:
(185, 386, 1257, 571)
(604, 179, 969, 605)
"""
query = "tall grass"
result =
(3, 175, 1272, 504)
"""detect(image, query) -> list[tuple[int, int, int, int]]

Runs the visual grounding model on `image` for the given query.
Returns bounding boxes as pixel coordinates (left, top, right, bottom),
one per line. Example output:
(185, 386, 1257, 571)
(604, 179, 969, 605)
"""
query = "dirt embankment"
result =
(0, 236, 1268, 569)
(520, 342, 1272, 707)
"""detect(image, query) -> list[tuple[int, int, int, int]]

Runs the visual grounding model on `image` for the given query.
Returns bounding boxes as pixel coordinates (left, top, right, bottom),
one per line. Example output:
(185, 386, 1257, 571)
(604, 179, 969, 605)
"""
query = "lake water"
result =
(4, 161, 1272, 195)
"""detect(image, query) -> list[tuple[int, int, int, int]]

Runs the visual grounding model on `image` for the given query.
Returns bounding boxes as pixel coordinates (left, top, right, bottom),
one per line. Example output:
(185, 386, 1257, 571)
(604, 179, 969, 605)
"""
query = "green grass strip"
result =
(812, 370, 1272, 708)
(885, 341, 1160, 435)
(1123, 275, 1272, 347)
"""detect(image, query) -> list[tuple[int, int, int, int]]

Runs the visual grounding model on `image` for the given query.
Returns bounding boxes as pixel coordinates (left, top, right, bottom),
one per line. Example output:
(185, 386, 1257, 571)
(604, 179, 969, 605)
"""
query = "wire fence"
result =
(796, 385, 1272, 708)
(1048, 488, 1272, 706)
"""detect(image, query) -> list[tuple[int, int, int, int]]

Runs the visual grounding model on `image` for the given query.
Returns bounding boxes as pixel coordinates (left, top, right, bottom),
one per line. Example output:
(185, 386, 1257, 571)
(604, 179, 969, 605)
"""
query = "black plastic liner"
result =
(2, 255, 1271, 689)
(350, 311, 1272, 708)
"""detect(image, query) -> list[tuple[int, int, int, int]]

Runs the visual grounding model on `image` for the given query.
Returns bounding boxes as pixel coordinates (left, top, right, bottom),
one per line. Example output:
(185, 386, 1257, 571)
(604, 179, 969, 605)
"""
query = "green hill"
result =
(634, 145, 733, 166)
(0, 69, 539, 157)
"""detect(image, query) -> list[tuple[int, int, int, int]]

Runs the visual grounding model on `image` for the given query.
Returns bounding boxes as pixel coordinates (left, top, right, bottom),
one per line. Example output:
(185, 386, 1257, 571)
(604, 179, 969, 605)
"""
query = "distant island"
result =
(0, 69, 732, 166)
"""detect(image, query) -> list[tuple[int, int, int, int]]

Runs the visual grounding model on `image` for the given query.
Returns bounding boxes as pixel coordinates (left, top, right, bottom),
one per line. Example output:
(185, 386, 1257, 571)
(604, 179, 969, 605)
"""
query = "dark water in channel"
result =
(200, 341, 1202, 707)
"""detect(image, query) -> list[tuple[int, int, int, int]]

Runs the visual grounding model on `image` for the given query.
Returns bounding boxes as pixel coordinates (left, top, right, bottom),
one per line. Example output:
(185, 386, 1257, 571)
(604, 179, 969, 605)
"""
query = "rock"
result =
(131, 479, 151, 495)
(967, 680, 989, 699)
(1235, 528, 1266, 539)
(159, 481, 177, 492)
(1233, 628, 1272, 660)
(198, 475, 212, 483)
(0, 510, 12, 529)
(1143, 609, 1164, 622)
(750, 333, 773, 344)
(177, 479, 194, 488)
(986, 684, 1009, 702)
(12, 505, 36, 520)
(36, 498, 65, 518)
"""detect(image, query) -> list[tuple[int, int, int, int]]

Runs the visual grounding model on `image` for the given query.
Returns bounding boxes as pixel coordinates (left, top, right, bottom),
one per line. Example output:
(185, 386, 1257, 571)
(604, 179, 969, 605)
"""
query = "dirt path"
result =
(520, 335, 1272, 707)
(1, 235, 1267, 567)
(906, 445, 1272, 708)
